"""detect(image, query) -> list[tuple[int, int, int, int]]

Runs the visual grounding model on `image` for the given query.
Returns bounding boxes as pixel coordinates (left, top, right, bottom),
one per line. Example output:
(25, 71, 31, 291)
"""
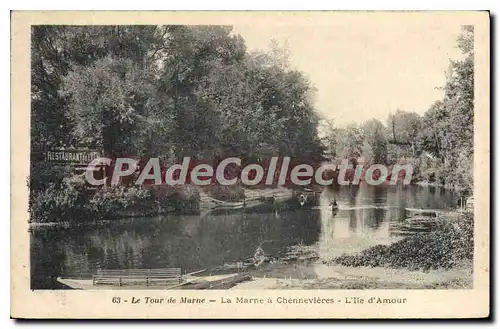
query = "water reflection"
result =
(31, 185, 458, 289)
(318, 185, 394, 259)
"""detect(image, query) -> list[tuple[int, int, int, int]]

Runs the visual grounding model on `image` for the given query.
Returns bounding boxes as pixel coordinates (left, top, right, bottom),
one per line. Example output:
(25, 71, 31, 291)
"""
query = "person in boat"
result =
(253, 245, 268, 267)
(329, 198, 338, 210)
(299, 194, 308, 206)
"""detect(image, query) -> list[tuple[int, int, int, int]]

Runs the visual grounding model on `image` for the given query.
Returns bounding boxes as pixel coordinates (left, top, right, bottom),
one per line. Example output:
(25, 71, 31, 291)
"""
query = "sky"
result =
(233, 18, 464, 126)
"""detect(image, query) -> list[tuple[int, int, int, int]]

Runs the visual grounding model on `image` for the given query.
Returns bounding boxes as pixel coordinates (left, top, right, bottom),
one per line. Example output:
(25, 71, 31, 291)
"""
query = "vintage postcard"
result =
(11, 11, 490, 319)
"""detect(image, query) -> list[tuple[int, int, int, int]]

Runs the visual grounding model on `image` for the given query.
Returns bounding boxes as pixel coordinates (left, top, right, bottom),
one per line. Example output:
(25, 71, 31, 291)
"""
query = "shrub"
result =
(29, 175, 94, 222)
(89, 184, 154, 219)
(329, 215, 474, 271)
(29, 175, 202, 222)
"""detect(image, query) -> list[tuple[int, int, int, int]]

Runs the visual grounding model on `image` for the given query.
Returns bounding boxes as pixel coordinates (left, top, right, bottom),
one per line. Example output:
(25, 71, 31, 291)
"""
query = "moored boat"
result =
(57, 268, 251, 290)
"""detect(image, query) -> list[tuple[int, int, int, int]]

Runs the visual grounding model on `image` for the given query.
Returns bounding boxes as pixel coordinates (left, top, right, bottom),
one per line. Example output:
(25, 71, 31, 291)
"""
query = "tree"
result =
(62, 57, 157, 156)
(409, 26, 474, 189)
(334, 124, 364, 160)
(361, 119, 387, 164)
(386, 110, 422, 162)
(34, 24, 325, 173)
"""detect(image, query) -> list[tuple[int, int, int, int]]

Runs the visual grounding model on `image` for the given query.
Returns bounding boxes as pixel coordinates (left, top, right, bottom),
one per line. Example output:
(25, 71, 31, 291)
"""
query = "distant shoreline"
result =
(414, 181, 470, 192)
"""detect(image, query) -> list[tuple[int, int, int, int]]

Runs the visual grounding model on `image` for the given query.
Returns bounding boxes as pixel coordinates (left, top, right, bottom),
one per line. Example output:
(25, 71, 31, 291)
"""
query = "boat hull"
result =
(57, 273, 251, 290)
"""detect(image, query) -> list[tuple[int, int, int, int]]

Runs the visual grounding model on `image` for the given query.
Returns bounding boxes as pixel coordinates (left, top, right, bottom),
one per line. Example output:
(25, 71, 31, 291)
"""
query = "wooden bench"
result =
(92, 268, 182, 286)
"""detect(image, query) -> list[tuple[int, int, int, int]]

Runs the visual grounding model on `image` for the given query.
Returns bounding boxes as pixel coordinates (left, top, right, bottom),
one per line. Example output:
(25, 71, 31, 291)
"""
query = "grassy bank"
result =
(231, 214, 474, 290)
(327, 214, 473, 271)
(29, 175, 299, 223)
(29, 175, 200, 223)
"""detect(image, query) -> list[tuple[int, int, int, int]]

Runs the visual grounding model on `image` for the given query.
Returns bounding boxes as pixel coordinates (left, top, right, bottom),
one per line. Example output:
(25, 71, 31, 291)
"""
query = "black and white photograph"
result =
(11, 10, 490, 319)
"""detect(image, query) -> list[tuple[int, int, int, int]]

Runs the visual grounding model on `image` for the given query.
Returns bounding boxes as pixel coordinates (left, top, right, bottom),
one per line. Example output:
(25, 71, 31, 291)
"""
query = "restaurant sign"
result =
(44, 148, 102, 165)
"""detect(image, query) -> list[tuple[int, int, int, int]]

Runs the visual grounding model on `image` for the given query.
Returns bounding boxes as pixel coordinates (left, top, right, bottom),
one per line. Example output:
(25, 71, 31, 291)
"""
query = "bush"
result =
(329, 215, 474, 271)
(89, 184, 154, 219)
(148, 184, 200, 214)
(29, 175, 94, 222)
(29, 175, 202, 222)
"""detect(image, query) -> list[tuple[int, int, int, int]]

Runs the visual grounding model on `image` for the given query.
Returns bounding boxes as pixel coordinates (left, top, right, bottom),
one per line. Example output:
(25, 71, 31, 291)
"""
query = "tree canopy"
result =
(31, 25, 474, 191)
(31, 25, 324, 190)
(322, 26, 474, 190)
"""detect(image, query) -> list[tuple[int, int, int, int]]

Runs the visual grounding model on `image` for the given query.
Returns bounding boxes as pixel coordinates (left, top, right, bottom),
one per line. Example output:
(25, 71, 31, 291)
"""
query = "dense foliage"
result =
(322, 26, 474, 190)
(329, 214, 474, 271)
(31, 25, 323, 162)
(29, 175, 200, 222)
(30, 25, 324, 221)
(29, 25, 474, 222)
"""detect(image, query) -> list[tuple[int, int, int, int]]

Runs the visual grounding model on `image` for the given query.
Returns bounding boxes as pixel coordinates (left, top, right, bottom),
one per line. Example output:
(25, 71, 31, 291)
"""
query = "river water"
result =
(30, 185, 458, 289)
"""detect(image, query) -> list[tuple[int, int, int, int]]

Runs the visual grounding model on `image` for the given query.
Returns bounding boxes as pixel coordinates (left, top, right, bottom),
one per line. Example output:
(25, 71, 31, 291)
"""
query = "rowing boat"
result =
(57, 272, 251, 290)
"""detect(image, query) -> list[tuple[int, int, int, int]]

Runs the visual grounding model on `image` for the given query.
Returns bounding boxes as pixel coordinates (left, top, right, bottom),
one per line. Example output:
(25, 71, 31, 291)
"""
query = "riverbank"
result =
(230, 212, 473, 289)
(29, 181, 304, 224)
(29, 173, 467, 224)
(232, 262, 473, 289)
(30, 185, 469, 290)
(327, 213, 473, 271)
(414, 181, 471, 192)
(230, 250, 472, 290)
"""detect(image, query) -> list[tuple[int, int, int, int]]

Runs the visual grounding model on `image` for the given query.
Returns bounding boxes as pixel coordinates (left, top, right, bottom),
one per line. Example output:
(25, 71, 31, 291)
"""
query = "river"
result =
(30, 184, 459, 289)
